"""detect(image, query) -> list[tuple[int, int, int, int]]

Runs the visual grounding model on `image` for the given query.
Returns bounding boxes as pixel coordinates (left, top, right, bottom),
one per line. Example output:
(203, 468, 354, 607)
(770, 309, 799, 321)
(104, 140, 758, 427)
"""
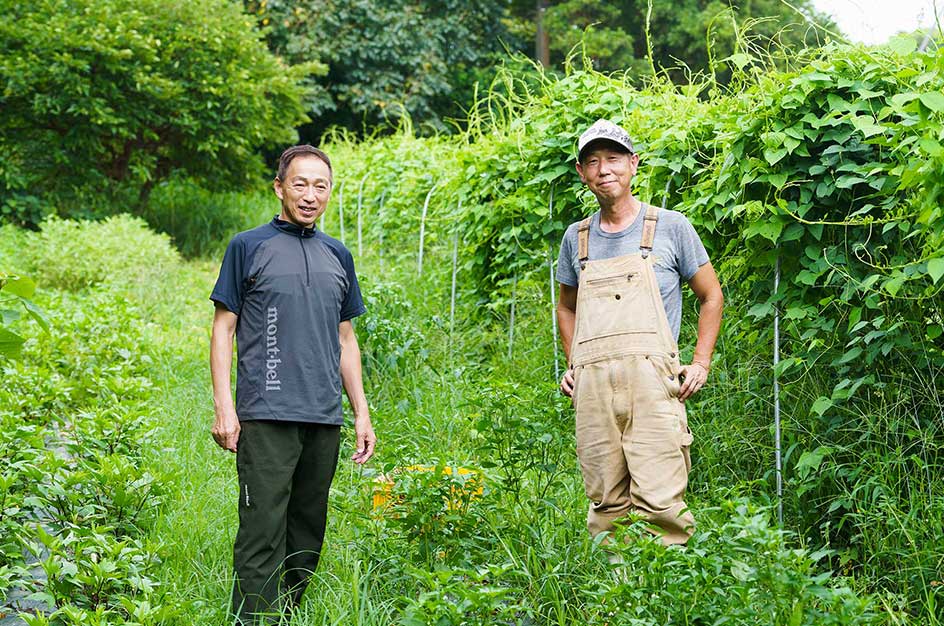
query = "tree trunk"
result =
(535, 0, 549, 67)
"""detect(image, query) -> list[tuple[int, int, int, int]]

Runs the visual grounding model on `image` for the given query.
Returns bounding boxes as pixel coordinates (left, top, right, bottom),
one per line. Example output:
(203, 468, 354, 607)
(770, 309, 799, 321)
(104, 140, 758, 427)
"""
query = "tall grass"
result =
(142, 177, 273, 258)
(135, 222, 893, 624)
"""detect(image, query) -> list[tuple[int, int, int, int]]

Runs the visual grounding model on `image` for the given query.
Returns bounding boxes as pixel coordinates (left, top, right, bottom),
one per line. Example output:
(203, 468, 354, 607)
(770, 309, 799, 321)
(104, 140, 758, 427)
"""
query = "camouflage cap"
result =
(577, 119, 635, 161)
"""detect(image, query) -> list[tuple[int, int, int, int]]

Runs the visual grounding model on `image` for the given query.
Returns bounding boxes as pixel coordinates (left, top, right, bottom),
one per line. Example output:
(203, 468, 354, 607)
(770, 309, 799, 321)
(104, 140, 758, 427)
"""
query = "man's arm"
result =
(339, 320, 375, 464)
(678, 262, 723, 401)
(210, 304, 240, 452)
(557, 283, 578, 397)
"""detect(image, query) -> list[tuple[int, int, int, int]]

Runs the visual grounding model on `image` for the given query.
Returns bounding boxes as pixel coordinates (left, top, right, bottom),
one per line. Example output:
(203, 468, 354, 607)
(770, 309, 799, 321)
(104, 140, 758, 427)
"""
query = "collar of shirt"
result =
(271, 215, 317, 238)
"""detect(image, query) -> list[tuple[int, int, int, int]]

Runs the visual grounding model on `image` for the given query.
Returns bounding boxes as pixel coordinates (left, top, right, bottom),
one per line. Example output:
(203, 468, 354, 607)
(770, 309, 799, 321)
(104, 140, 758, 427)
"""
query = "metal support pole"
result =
(418, 182, 436, 276)
(338, 181, 345, 244)
(508, 273, 517, 360)
(774, 253, 783, 527)
(450, 233, 459, 336)
(449, 199, 462, 336)
(378, 190, 386, 273)
(357, 174, 367, 258)
(548, 186, 559, 381)
(549, 248, 559, 382)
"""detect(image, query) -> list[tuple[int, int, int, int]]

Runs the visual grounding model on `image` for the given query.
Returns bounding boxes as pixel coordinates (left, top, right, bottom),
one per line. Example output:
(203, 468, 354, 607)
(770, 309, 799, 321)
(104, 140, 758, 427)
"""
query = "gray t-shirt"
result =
(556, 206, 709, 340)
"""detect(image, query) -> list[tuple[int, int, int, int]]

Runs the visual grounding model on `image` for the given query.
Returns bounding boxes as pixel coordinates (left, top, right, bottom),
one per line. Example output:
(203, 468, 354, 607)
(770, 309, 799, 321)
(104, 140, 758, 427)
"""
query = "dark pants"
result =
(231, 420, 341, 624)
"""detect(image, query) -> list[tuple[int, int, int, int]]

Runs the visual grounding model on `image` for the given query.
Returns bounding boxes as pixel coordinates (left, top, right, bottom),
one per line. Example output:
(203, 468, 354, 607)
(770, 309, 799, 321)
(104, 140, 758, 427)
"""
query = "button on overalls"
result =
(570, 205, 695, 545)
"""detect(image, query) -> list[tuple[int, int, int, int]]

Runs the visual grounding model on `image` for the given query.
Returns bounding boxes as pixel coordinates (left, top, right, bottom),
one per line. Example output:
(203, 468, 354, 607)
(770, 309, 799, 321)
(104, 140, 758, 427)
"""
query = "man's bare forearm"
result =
(339, 324, 369, 419)
(210, 322, 236, 415)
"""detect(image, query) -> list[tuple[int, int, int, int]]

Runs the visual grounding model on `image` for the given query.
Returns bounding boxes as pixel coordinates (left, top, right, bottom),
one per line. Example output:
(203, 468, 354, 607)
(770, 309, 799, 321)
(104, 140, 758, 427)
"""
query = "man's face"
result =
(273, 155, 332, 229)
(576, 144, 639, 203)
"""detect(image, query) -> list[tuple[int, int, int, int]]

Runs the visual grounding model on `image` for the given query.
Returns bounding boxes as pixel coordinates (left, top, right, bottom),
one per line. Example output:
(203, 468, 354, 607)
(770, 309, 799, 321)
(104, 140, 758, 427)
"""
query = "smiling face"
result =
(575, 142, 639, 204)
(273, 155, 332, 229)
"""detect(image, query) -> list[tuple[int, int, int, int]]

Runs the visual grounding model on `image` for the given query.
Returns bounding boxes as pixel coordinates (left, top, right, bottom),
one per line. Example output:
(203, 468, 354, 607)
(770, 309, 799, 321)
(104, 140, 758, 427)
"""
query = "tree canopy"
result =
(246, 0, 510, 139)
(510, 0, 838, 77)
(0, 0, 315, 224)
(247, 0, 838, 138)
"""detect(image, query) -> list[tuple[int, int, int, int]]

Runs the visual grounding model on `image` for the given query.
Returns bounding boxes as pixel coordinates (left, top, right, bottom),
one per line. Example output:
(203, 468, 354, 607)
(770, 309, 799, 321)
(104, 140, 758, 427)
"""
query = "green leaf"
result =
(527, 164, 571, 186)
(1, 275, 36, 298)
(796, 446, 830, 480)
(763, 147, 788, 166)
(835, 347, 863, 365)
(0, 308, 21, 325)
(883, 274, 906, 296)
(0, 326, 25, 358)
(835, 175, 867, 189)
(919, 138, 944, 157)
(918, 92, 944, 113)
(927, 258, 944, 284)
(22, 299, 50, 332)
(811, 397, 833, 416)
(748, 302, 774, 318)
(887, 35, 918, 55)
(850, 116, 884, 138)
(726, 53, 752, 70)
(744, 219, 784, 243)
(767, 172, 788, 188)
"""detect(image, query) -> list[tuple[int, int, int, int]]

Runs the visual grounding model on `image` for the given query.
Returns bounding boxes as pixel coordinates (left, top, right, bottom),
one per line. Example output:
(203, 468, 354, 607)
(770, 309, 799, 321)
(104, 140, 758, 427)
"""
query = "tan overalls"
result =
(570, 205, 695, 545)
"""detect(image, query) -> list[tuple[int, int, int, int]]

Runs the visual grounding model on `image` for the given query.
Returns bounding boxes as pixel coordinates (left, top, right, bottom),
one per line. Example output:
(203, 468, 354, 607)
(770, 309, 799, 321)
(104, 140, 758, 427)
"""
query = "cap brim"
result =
(578, 138, 633, 162)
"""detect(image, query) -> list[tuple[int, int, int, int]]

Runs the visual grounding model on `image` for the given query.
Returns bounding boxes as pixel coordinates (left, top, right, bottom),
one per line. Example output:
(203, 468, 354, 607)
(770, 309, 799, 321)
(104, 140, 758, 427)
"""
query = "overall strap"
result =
(577, 217, 592, 268)
(640, 204, 659, 259)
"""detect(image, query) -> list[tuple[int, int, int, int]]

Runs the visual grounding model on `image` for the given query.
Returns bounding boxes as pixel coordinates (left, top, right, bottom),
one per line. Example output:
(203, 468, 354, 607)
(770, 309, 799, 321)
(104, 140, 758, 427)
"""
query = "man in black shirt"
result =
(209, 145, 375, 623)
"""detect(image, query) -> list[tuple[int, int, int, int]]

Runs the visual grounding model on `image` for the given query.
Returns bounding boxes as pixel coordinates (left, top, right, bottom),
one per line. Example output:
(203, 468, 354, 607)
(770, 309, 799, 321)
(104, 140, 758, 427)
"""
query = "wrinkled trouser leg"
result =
(575, 354, 694, 546)
(232, 421, 341, 624)
(284, 424, 341, 606)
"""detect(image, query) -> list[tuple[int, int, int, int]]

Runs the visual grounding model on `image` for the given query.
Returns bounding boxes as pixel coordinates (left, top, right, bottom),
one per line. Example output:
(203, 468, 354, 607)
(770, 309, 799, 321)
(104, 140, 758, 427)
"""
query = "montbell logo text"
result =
(265, 306, 281, 391)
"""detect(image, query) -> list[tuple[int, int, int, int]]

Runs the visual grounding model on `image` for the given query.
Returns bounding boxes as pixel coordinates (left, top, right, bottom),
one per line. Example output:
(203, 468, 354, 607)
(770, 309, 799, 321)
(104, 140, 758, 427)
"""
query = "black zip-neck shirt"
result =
(211, 216, 366, 425)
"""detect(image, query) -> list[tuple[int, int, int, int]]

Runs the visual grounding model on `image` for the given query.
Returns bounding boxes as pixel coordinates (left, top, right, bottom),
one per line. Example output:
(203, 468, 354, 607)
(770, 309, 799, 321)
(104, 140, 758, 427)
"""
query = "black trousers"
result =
(231, 420, 341, 624)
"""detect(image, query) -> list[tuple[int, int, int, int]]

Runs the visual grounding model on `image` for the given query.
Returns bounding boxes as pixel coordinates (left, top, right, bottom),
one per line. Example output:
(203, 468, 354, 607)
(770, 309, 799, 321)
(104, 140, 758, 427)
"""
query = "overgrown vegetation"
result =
(0, 220, 182, 624)
(310, 39, 943, 621)
(1, 30, 942, 626)
(0, 0, 314, 225)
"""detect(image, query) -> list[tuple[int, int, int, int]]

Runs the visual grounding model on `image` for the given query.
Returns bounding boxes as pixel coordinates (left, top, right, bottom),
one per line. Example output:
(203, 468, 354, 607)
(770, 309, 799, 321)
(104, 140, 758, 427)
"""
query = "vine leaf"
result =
(918, 92, 944, 113)
(928, 258, 944, 284)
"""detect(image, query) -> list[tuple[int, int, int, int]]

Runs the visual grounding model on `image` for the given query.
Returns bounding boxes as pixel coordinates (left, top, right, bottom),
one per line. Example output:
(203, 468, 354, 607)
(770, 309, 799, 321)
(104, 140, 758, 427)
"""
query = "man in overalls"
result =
(557, 119, 723, 545)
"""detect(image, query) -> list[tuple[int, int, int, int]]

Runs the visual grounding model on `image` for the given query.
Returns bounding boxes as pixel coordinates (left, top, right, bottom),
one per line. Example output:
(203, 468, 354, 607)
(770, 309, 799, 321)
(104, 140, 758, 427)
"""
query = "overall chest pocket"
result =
(575, 271, 657, 343)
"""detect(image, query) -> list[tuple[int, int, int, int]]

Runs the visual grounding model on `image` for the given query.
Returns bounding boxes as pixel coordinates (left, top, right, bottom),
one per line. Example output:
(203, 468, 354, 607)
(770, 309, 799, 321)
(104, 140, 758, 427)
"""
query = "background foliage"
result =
(2, 1, 943, 623)
(314, 39, 944, 620)
(0, 0, 313, 225)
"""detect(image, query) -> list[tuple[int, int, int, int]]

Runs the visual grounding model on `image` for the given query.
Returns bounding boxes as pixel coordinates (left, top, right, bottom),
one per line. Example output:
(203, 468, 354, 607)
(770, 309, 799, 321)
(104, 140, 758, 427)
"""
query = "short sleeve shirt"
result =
(556, 206, 709, 340)
(211, 217, 366, 425)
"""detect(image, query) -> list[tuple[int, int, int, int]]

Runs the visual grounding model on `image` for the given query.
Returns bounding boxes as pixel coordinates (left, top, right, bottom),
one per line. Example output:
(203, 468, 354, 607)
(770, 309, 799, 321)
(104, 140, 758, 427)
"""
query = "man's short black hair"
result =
(276, 145, 333, 182)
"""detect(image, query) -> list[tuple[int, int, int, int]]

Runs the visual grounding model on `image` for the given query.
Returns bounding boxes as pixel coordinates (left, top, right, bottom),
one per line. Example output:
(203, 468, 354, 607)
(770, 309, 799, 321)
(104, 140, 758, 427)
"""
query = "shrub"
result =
(18, 215, 179, 291)
(0, 0, 315, 223)
(142, 177, 273, 258)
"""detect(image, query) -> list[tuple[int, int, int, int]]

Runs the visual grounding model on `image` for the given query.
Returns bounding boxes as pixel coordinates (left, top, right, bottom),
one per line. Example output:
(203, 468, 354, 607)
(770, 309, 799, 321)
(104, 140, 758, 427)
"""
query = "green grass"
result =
(136, 242, 898, 625)
(6, 212, 939, 623)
